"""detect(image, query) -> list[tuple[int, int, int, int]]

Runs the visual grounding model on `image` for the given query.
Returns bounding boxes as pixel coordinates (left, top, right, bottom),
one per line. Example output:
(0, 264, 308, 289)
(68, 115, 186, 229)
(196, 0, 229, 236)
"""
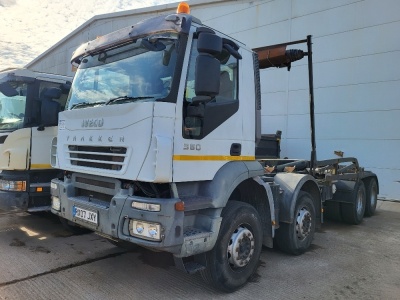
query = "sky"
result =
(0, 0, 177, 71)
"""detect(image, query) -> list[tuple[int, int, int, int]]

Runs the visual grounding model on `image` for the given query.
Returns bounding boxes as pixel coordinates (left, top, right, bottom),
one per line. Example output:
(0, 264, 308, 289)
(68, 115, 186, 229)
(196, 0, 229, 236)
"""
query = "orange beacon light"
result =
(177, 2, 190, 14)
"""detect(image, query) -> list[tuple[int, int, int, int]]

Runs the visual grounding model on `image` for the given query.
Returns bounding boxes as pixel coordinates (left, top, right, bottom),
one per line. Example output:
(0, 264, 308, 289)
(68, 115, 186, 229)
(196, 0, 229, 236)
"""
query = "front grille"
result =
(73, 175, 120, 205)
(76, 176, 115, 190)
(75, 188, 112, 203)
(67, 145, 127, 171)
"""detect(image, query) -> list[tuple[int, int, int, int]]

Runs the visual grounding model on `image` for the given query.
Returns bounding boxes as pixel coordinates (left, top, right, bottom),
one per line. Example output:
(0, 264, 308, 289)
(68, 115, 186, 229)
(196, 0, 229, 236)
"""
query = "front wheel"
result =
(275, 191, 316, 255)
(200, 201, 263, 293)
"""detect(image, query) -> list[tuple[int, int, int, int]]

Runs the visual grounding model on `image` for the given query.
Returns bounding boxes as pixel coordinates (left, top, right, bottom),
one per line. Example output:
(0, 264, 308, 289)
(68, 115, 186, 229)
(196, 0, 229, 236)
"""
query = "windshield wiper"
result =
(105, 96, 154, 105)
(70, 101, 105, 109)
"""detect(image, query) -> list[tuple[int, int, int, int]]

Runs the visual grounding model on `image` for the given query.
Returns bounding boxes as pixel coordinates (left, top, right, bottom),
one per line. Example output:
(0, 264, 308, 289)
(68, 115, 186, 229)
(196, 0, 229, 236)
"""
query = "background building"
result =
(26, 0, 400, 200)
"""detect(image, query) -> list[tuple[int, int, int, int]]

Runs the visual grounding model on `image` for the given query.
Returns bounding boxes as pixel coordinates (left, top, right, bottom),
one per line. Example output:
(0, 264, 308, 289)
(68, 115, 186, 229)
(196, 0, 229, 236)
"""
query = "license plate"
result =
(72, 206, 98, 225)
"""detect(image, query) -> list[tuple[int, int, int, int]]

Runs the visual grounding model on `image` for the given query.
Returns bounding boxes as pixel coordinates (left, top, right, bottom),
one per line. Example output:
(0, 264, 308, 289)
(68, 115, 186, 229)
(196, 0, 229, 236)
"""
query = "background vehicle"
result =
(50, 3, 378, 292)
(0, 68, 71, 212)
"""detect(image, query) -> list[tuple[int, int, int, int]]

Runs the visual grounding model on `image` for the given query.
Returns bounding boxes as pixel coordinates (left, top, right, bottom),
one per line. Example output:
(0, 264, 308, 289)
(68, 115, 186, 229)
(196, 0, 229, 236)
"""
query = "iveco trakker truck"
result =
(0, 68, 71, 212)
(50, 3, 378, 292)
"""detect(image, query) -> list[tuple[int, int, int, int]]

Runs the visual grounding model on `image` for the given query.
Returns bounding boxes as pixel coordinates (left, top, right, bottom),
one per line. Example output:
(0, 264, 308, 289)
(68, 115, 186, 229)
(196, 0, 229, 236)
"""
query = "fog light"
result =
(129, 219, 161, 241)
(148, 225, 158, 238)
(136, 222, 144, 234)
(132, 201, 160, 212)
(52, 196, 61, 211)
(0, 179, 26, 191)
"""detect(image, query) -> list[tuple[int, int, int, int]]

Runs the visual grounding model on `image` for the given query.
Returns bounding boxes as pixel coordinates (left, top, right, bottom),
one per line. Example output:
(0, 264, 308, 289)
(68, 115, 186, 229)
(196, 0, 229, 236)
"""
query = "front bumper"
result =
(51, 174, 186, 254)
(0, 170, 56, 212)
(0, 190, 29, 212)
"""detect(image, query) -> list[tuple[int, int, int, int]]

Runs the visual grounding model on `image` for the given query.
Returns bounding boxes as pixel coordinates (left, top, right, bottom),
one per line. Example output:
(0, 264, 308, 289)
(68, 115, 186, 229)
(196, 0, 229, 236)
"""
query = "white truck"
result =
(0, 68, 71, 212)
(50, 3, 378, 292)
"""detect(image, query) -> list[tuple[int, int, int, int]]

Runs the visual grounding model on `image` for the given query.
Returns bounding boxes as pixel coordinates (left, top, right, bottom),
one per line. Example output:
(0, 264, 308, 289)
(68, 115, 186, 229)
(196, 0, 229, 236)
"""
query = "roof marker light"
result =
(177, 2, 190, 14)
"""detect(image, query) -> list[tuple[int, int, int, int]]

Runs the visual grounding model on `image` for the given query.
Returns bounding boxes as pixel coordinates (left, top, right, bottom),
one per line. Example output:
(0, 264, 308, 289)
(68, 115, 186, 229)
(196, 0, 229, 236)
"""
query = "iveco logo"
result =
(81, 118, 104, 128)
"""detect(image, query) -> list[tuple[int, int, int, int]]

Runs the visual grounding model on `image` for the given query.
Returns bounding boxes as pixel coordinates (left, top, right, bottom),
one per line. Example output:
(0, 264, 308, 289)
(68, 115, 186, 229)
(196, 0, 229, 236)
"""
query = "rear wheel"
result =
(275, 191, 316, 255)
(200, 201, 263, 293)
(364, 178, 378, 217)
(340, 181, 366, 225)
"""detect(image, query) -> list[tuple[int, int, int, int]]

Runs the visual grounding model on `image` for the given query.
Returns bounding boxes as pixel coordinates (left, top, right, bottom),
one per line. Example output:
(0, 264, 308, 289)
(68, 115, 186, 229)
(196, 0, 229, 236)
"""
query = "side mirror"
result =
(194, 33, 222, 97)
(195, 54, 220, 97)
(42, 87, 62, 99)
(41, 99, 61, 127)
(197, 33, 222, 55)
(40, 87, 62, 128)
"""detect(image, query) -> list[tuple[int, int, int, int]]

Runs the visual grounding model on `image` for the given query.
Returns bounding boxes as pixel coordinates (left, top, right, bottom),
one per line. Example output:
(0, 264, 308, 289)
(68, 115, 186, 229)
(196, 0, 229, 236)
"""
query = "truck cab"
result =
(0, 68, 71, 212)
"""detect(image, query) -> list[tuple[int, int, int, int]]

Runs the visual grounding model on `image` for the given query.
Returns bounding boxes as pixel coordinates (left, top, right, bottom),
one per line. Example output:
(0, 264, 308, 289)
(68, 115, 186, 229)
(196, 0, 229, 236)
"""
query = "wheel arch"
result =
(176, 161, 274, 247)
(274, 173, 321, 225)
(187, 160, 265, 209)
(210, 161, 274, 248)
(332, 180, 365, 203)
(227, 176, 275, 247)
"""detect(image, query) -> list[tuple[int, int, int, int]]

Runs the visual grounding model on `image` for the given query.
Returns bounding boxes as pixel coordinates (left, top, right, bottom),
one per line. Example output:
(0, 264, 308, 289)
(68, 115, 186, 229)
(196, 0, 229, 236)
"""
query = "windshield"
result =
(0, 82, 26, 131)
(66, 34, 178, 110)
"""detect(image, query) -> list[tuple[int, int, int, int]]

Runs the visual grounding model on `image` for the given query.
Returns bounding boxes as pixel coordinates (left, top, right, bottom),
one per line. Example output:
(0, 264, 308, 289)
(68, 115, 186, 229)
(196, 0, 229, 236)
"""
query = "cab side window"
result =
(39, 81, 71, 110)
(36, 81, 71, 124)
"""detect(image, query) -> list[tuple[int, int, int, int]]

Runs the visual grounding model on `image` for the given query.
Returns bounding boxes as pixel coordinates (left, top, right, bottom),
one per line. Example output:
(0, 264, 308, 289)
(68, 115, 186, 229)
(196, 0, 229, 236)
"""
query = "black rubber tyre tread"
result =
(323, 200, 342, 222)
(200, 200, 263, 293)
(59, 217, 92, 235)
(274, 191, 316, 255)
(340, 181, 366, 225)
(364, 178, 378, 217)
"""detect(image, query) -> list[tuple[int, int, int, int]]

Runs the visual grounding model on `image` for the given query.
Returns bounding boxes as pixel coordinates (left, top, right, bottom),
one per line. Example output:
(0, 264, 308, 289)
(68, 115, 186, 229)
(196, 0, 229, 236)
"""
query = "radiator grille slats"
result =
(67, 145, 127, 171)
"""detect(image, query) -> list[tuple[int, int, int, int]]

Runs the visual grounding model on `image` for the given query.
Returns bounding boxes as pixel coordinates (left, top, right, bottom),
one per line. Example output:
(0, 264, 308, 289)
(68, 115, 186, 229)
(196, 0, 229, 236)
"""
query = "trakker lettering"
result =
(66, 135, 125, 143)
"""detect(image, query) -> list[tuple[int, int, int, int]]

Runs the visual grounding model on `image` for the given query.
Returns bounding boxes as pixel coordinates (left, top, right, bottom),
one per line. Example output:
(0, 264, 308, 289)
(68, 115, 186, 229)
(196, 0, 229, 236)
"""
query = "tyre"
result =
(340, 181, 366, 225)
(200, 201, 263, 293)
(364, 178, 378, 217)
(59, 217, 92, 235)
(275, 191, 316, 255)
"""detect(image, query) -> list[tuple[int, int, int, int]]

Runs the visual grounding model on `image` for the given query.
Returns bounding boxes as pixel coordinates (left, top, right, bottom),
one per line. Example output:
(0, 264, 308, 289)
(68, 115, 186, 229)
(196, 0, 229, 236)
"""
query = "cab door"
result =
(173, 32, 247, 182)
(30, 81, 70, 170)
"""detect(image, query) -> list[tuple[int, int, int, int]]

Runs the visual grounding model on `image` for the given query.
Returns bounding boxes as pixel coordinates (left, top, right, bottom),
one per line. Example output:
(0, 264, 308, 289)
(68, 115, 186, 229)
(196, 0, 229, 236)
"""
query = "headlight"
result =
(0, 180, 26, 191)
(129, 219, 161, 241)
(51, 196, 61, 211)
